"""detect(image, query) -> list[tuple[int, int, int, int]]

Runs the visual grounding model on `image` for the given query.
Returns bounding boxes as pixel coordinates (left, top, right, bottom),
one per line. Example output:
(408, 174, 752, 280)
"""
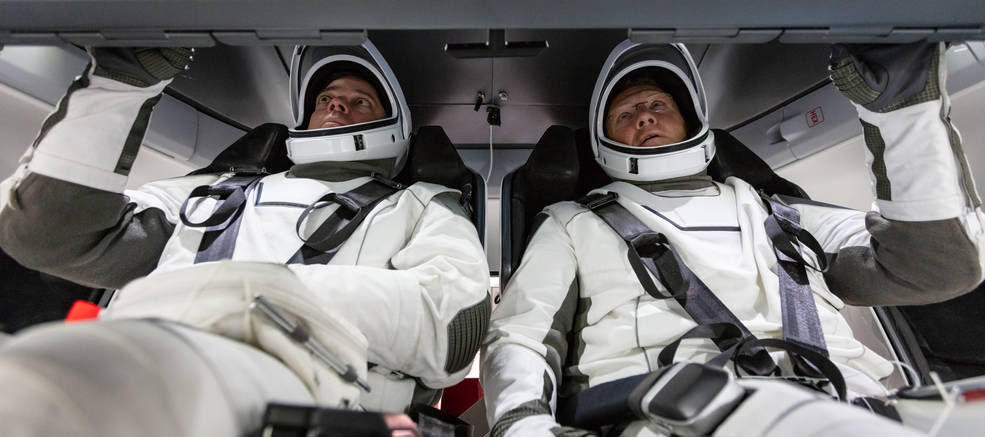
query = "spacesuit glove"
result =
(550, 425, 600, 437)
(829, 42, 945, 113)
(88, 47, 194, 87)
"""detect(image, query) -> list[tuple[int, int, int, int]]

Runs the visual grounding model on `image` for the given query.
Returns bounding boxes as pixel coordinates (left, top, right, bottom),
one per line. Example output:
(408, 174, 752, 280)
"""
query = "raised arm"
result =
(0, 48, 199, 289)
(790, 42, 985, 306)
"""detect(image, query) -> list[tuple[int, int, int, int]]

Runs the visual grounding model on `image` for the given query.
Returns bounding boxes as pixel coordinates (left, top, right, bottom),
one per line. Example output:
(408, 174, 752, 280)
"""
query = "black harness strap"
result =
(759, 192, 830, 357)
(556, 191, 848, 430)
(580, 192, 773, 372)
(179, 175, 262, 264)
(288, 175, 403, 265)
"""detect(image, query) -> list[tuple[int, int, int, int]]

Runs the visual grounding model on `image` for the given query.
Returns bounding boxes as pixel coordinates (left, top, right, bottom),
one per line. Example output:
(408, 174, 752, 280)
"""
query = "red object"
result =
(440, 378, 483, 417)
(805, 106, 824, 128)
(961, 388, 985, 403)
(65, 300, 101, 322)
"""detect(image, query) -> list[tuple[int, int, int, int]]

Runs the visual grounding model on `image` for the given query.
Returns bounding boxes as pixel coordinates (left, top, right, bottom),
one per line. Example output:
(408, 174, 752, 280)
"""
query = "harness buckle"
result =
(579, 191, 619, 210)
(371, 173, 406, 190)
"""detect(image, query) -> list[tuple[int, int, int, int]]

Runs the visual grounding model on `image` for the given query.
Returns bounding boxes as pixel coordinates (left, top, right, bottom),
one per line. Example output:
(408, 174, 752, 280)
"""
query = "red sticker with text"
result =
(806, 106, 824, 128)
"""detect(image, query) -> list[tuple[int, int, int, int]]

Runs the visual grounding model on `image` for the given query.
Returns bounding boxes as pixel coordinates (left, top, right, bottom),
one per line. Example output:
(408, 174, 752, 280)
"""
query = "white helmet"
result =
(589, 40, 715, 181)
(286, 40, 412, 172)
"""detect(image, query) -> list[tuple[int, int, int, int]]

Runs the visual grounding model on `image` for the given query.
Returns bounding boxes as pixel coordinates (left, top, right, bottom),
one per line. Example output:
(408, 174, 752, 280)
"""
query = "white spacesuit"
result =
(481, 41, 985, 436)
(0, 41, 490, 436)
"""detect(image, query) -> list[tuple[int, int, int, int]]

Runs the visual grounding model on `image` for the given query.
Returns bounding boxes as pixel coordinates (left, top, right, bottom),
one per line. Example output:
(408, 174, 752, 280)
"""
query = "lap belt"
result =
(179, 175, 262, 264)
(287, 174, 404, 265)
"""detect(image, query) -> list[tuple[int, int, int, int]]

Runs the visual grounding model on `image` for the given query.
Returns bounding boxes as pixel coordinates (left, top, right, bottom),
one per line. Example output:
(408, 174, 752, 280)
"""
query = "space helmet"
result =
(286, 40, 412, 172)
(589, 40, 715, 181)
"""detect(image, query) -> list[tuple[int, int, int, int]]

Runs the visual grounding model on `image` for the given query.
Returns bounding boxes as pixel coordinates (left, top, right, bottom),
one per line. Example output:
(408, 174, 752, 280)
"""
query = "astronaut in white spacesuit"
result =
(0, 42, 490, 436)
(481, 41, 985, 436)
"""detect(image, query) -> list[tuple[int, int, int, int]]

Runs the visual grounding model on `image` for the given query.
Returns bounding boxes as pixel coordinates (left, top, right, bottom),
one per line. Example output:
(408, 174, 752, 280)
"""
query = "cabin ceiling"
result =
(3, 0, 980, 146)
(164, 30, 832, 146)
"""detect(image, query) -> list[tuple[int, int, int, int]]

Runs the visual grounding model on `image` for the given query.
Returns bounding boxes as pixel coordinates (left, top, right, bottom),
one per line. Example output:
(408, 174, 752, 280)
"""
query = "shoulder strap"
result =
(577, 191, 773, 371)
(556, 191, 848, 430)
(759, 192, 830, 357)
(178, 174, 263, 264)
(288, 174, 404, 265)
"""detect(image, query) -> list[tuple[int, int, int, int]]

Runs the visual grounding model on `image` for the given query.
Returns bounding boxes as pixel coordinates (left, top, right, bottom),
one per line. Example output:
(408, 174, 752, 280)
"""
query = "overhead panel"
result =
(0, 44, 244, 167)
(168, 44, 292, 129)
(0, 44, 87, 105)
(375, 29, 624, 145)
(0, 0, 982, 38)
(948, 42, 985, 93)
(730, 43, 985, 169)
(699, 42, 831, 129)
(729, 110, 797, 168)
(492, 29, 624, 107)
(371, 30, 490, 106)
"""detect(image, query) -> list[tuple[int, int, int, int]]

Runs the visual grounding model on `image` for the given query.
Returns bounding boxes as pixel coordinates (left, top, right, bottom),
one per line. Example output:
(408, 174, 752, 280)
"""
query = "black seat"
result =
(500, 126, 583, 286)
(396, 125, 486, 245)
(190, 123, 485, 243)
(500, 126, 807, 287)
(188, 123, 294, 176)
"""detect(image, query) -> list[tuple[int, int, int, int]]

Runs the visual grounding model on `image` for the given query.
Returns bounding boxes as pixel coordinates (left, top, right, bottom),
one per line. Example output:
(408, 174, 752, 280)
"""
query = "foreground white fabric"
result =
(0, 319, 312, 437)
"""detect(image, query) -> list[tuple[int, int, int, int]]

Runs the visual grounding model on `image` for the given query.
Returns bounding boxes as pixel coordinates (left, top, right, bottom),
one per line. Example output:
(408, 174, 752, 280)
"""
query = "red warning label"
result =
(806, 106, 824, 128)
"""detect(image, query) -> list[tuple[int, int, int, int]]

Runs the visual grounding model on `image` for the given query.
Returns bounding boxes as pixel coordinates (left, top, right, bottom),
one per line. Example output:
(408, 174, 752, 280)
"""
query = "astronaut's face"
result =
(604, 85, 688, 147)
(307, 76, 387, 129)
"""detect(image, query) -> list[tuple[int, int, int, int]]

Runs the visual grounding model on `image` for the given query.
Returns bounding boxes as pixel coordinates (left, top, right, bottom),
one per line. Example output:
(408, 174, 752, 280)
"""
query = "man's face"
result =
(306, 75, 387, 130)
(604, 85, 688, 147)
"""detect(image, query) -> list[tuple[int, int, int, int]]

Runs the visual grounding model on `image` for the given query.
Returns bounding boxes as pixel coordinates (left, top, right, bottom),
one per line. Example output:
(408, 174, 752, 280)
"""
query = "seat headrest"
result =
(396, 126, 472, 190)
(572, 127, 613, 196)
(708, 129, 809, 199)
(517, 126, 582, 209)
(188, 123, 293, 176)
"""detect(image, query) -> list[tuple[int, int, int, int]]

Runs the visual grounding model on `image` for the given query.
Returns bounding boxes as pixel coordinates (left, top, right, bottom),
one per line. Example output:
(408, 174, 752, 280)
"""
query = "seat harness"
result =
(179, 173, 403, 265)
(180, 175, 263, 264)
(287, 175, 404, 265)
(557, 190, 845, 429)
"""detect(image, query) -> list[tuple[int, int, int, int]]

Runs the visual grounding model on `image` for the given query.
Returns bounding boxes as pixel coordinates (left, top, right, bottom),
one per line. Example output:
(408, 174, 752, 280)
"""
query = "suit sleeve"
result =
(480, 212, 587, 437)
(287, 192, 491, 389)
(788, 45, 985, 306)
(0, 62, 188, 289)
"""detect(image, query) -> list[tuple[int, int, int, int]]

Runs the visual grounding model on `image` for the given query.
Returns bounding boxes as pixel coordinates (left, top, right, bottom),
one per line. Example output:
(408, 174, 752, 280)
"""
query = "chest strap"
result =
(287, 175, 404, 265)
(579, 192, 773, 373)
(581, 191, 832, 360)
(179, 175, 263, 264)
(558, 191, 845, 431)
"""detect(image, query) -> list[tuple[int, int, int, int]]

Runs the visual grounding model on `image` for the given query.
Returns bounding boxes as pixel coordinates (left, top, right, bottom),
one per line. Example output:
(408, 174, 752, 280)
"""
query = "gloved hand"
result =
(829, 42, 945, 113)
(88, 47, 194, 87)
